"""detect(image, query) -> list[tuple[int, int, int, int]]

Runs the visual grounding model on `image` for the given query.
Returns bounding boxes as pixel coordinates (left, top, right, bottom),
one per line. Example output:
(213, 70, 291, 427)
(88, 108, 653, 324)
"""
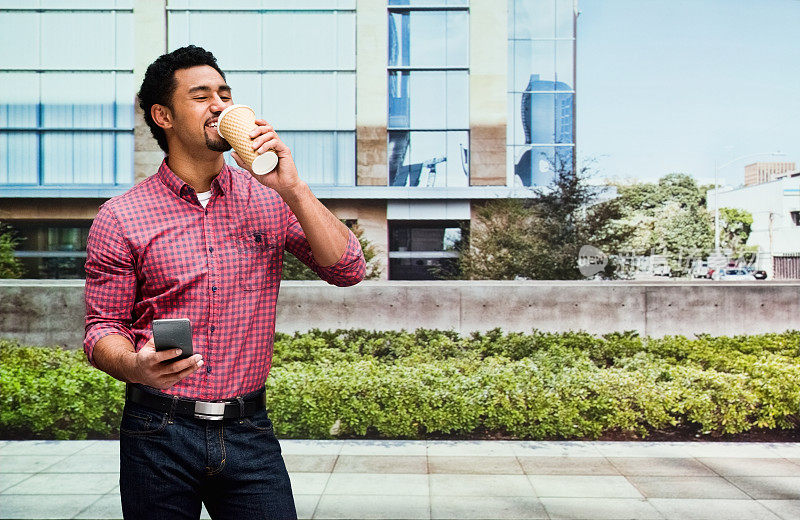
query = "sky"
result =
(576, 0, 800, 186)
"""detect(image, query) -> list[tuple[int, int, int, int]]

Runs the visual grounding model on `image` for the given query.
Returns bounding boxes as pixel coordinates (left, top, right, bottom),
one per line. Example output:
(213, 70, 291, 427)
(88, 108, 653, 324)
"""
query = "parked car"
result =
(714, 268, 756, 281)
(753, 270, 768, 280)
(653, 264, 671, 276)
(691, 261, 709, 278)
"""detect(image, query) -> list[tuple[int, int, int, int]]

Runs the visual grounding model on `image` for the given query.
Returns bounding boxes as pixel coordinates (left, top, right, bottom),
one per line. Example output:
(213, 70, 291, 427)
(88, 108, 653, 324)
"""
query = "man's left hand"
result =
(231, 119, 303, 197)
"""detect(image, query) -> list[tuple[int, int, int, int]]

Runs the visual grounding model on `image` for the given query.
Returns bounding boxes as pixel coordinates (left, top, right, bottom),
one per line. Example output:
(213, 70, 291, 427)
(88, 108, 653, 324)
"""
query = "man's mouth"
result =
(205, 119, 219, 129)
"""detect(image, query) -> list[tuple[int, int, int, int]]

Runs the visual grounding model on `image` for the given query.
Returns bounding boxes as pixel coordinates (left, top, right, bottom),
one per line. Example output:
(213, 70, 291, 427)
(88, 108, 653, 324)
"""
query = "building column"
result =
(325, 201, 389, 280)
(468, 0, 507, 186)
(133, 0, 167, 184)
(356, 0, 388, 186)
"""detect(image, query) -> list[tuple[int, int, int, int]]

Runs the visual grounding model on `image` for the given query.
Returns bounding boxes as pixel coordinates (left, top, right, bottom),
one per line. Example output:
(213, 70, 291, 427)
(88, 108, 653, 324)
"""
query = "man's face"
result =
(166, 65, 234, 154)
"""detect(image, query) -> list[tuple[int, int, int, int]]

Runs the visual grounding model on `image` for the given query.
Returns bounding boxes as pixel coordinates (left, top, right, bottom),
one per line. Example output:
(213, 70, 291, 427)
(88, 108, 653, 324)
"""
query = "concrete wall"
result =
(2, 280, 799, 349)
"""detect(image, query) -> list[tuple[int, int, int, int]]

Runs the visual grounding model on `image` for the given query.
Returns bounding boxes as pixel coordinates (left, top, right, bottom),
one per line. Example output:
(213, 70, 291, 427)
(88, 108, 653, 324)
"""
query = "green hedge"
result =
(1, 329, 798, 440)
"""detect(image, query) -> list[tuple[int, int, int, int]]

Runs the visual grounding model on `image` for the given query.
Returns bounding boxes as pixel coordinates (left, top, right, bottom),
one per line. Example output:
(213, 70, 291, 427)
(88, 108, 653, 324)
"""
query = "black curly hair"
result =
(137, 45, 226, 154)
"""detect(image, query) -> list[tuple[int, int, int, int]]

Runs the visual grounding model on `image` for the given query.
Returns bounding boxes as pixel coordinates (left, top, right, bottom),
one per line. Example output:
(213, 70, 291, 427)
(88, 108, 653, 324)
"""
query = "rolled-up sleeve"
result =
(84, 203, 137, 366)
(284, 210, 366, 287)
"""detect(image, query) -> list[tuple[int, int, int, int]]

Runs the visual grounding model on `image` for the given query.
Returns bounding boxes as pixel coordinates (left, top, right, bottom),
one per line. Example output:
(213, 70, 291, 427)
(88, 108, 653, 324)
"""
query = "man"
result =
(84, 45, 365, 519)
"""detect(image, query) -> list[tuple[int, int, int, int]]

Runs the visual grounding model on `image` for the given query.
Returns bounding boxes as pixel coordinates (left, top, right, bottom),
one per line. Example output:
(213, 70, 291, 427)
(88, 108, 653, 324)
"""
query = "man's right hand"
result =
(131, 338, 204, 390)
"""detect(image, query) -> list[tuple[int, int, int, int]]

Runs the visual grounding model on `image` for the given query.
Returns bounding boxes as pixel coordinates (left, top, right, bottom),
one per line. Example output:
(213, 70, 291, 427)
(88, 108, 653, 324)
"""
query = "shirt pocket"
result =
(237, 230, 279, 291)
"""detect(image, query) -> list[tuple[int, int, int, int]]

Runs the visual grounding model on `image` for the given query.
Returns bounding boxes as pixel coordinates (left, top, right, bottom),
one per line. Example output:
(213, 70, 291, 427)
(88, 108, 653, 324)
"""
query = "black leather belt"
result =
(125, 384, 266, 421)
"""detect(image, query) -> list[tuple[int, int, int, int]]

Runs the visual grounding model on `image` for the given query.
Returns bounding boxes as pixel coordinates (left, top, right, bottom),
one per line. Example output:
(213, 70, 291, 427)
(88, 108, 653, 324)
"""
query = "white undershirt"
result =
(196, 190, 212, 208)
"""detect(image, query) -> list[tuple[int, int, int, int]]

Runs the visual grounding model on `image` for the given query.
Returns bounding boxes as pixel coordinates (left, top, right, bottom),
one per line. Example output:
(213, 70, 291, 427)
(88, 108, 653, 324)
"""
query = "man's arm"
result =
(231, 119, 366, 272)
(84, 204, 203, 390)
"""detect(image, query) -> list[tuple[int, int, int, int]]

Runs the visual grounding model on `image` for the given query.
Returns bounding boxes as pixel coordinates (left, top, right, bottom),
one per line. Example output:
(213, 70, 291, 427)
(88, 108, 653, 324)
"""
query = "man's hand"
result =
(231, 119, 304, 198)
(131, 338, 204, 391)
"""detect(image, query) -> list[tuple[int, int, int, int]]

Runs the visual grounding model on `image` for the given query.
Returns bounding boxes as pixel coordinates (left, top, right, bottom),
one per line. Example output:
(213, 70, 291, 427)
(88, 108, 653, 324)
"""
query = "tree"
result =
(282, 221, 382, 280)
(718, 207, 754, 256)
(457, 159, 630, 280)
(0, 222, 24, 279)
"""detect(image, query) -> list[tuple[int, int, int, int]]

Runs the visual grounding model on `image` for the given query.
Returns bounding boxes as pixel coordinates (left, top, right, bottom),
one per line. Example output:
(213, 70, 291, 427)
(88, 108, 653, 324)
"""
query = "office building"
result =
(0, 0, 577, 280)
(744, 162, 796, 186)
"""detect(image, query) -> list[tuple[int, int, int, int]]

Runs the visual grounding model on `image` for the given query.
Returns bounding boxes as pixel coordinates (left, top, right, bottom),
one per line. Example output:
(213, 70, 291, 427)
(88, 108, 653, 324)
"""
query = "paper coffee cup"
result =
(217, 104, 278, 175)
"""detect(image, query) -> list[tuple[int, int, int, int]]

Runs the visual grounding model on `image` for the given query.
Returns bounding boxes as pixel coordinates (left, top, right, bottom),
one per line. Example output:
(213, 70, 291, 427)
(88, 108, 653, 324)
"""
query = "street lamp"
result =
(713, 151, 787, 252)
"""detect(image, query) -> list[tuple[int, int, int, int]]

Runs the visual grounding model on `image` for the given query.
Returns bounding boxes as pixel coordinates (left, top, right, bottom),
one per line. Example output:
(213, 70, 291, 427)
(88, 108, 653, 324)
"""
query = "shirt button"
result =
(208, 246, 214, 253)
(210, 325, 215, 332)
(212, 286, 217, 292)
(206, 366, 212, 373)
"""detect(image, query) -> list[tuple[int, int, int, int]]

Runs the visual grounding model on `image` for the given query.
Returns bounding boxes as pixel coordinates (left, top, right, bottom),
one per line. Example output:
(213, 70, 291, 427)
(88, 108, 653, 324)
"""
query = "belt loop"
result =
(236, 396, 245, 416)
(168, 395, 177, 421)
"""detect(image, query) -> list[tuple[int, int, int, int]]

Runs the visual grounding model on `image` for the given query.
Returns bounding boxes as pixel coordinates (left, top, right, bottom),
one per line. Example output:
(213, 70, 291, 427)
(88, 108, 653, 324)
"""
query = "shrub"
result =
(2, 330, 798, 440)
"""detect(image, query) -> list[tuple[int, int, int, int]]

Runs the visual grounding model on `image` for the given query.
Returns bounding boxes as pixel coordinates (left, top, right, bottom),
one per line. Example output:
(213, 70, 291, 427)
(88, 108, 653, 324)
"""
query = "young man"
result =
(84, 45, 365, 519)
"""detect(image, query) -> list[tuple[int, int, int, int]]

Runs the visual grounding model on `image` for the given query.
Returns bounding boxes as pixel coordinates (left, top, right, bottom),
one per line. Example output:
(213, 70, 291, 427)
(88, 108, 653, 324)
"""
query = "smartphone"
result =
(152, 318, 193, 362)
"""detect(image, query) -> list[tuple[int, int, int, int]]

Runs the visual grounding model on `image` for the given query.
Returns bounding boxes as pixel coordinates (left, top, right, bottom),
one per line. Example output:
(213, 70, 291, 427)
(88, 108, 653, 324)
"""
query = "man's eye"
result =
(220, 97, 231, 101)
(194, 97, 207, 101)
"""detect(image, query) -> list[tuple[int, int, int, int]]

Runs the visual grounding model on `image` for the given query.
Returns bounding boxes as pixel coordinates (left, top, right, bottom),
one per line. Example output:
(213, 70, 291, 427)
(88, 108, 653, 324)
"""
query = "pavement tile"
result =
(541, 497, 664, 520)
(86, 441, 120, 455)
(528, 475, 643, 498)
(773, 445, 800, 458)
(73, 494, 122, 519)
(426, 441, 516, 457)
(429, 474, 534, 497)
(3, 472, 118, 495)
(0, 455, 65, 473)
(324, 473, 428, 496)
(609, 457, 716, 476)
(698, 457, 800, 477)
(313, 494, 430, 519)
(593, 442, 691, 458)
(684, 443, 786, 459)
(518, 456, 620, 475)
(0, 473, 32, 493)
(42, 453, 120, 473)
(289, 472, 330, 495)
(284, 455, 337, 473)
(294, 494, 322, 520)
(725, 476, 800, 500)
(0, 440, 96, 456)
(511, 441, 603, 458)
(430, 495, 548, 519)
(333, 455, 428, 474)
(649, 498, 781, 520)
(0, 494, 103, 519)
(338, 440, 428, 456)
(428, 456, 523, 475)
(627, 476, 751, 499)
(758, 500, 800, 520)
(280, 440, 343, 456)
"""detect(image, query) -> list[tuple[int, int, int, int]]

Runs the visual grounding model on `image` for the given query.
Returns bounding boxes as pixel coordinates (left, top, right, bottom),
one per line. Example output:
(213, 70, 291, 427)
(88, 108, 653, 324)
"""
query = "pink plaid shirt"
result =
(84, 159, 365, 399)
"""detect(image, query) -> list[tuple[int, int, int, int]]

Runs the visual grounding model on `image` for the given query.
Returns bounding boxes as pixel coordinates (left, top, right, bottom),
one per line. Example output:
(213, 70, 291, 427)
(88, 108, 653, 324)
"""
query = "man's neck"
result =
(166, 150, 225, 193)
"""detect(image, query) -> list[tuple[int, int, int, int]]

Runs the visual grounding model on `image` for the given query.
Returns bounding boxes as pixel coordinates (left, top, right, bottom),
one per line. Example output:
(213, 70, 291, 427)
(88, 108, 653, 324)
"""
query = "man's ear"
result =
(151, 104, 173, 130)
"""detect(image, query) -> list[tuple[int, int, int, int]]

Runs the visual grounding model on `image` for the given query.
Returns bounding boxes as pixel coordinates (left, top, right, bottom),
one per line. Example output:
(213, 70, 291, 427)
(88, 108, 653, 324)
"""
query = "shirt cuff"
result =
(84, 324, 135, 368)
(315, 231, 366, 286)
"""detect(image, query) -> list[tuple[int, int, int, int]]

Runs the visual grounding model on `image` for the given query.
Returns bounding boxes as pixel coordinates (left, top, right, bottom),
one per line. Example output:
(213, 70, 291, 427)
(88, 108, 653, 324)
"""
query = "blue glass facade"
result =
(508, 0, 576, 187)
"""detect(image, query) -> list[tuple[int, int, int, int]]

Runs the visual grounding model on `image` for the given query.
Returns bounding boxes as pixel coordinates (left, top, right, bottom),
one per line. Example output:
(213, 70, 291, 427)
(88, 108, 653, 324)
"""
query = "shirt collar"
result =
(156, 158, 231, 201)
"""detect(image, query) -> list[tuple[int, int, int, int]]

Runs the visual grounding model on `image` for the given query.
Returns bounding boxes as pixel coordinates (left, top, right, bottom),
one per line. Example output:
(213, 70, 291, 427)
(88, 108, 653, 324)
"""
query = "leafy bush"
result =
(1, 330, 798, 440)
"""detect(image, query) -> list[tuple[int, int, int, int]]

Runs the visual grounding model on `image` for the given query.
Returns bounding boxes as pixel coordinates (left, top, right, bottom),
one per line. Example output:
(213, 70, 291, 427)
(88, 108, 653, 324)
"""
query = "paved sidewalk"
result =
(1, 440, 799, 519)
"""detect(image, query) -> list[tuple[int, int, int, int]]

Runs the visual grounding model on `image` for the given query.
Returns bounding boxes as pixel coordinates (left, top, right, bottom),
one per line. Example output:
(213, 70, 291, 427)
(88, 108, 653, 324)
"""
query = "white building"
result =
(707, 173, 800, 257)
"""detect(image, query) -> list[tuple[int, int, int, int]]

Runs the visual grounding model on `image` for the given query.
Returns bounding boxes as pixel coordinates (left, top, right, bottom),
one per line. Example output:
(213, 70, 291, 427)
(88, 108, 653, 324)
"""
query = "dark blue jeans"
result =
(119, 392, 297, 520)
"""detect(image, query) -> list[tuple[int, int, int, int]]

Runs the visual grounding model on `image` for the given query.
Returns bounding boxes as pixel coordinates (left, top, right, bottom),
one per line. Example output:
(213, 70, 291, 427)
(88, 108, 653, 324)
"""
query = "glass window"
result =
(0, 134, 38, 184)
(388, 71, 468, 130)
(41, 12, 120, 69)
(168, 11, 355, 71)
(388, 220, 463, 280)
(388, 131, 469, 187)
(260, 72, 355, 130)
(555, 0, 575, 39)
(510, 145, 574, 187)
(513, 0, 555, 40)
(8, 221, 92, 279)
(513, 40, 556, 92)
(555, 39, 574, 88)
(0, 12, 39, 68)
(388, 10, 468, 68)
(389, 0, 467, 5)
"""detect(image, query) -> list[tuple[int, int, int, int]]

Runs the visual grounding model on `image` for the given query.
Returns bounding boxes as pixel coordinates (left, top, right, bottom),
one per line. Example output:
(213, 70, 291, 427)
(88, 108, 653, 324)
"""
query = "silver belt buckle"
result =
(194, 400, 226, 420)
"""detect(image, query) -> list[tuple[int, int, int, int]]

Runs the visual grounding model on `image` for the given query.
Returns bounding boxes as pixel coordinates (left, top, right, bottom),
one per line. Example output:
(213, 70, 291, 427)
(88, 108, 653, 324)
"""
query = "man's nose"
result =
(210, 94, 229, 112)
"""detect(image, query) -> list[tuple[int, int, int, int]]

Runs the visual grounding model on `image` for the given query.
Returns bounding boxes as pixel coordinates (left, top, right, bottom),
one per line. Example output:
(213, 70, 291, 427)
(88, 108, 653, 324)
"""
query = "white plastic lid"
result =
(251, 151, 279, 175)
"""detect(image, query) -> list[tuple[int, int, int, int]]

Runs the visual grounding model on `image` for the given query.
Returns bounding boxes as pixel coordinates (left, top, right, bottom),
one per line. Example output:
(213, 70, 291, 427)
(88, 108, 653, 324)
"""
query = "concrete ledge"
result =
(1, 280, 799, 348)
